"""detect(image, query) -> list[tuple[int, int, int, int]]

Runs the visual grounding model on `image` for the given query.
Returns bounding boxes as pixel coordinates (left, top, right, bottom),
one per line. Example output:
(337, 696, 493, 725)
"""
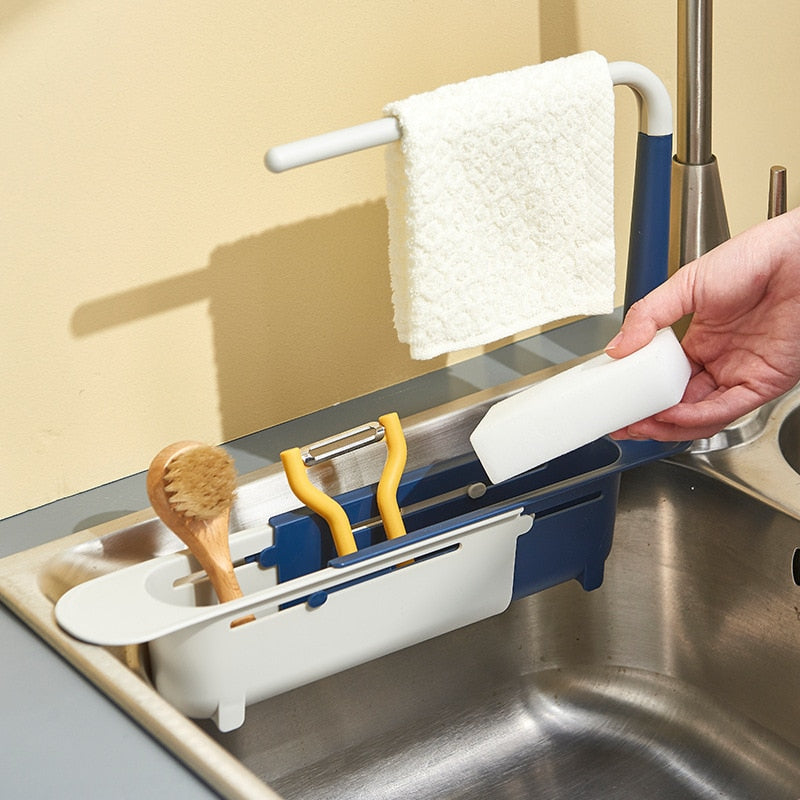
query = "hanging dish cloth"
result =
(384, 50, 616, 360)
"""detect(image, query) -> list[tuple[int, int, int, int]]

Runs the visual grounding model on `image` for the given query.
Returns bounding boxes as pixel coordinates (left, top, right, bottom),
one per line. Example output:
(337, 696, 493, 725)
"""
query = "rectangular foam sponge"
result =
(470, 328, 692, 484)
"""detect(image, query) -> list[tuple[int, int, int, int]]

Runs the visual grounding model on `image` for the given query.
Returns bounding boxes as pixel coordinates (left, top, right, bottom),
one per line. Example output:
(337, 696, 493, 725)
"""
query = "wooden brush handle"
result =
(184, 514, 243, 602)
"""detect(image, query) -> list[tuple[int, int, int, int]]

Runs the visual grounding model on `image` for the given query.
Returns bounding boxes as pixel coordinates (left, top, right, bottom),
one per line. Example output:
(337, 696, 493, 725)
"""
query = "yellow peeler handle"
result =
(280, 413, 408, 558)
(377, 412, 408, 540)
(279, 447, 358, 557)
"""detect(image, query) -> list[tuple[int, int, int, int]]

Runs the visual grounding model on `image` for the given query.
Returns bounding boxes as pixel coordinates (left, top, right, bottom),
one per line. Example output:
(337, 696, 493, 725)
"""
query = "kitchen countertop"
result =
(0, 312, 620, 799)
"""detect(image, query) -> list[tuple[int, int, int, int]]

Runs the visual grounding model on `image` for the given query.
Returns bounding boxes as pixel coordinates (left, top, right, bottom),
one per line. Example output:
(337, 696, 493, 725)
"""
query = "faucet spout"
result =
(670, 0, 730, 271)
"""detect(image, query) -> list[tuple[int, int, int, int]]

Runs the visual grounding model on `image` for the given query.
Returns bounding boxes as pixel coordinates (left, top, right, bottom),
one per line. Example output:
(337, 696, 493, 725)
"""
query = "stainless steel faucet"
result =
(669, 0, 731, 272)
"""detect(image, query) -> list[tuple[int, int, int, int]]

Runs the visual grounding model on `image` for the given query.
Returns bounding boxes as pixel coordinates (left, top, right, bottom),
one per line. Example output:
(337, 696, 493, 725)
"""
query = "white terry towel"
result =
(384, 50, 616, 360)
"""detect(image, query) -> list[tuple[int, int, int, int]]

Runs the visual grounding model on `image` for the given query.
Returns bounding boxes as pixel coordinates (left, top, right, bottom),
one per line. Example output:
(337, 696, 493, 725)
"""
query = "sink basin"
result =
(195, 458, 800, 799)
(3, 364, 800, 799)
(780, 403, 800, 473)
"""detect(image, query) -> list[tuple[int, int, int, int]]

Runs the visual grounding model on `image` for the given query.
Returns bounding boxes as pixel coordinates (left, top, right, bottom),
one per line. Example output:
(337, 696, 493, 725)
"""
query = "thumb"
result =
(605, 266, 696, 358)
(604, 301, 662, 358)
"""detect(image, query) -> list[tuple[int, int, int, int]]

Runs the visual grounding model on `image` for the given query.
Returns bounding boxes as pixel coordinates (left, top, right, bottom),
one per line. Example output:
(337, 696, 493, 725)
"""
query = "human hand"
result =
(605, 206, 800, 441)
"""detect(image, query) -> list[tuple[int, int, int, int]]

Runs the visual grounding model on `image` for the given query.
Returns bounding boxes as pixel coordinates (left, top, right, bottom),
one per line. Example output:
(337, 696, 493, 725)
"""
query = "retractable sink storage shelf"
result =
(48, 403, 685, 734)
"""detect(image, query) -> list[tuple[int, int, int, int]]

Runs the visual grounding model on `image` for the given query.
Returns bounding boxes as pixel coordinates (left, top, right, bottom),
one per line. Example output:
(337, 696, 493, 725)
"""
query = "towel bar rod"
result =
(266, 117, 401, 173)
(264, 60, 671, 173)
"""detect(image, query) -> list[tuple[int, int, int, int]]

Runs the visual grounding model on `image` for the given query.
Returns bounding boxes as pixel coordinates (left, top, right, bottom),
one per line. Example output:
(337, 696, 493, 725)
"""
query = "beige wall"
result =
(3, 1, 799, 517)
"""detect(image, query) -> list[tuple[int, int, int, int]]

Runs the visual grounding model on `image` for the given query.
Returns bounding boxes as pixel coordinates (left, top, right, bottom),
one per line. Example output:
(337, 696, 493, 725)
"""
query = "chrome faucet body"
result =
(669, 0, 731, 272)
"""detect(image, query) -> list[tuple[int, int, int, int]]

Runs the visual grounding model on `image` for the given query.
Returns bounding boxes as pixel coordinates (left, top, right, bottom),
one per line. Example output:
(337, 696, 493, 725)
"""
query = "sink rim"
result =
(681, 381, 800, 519)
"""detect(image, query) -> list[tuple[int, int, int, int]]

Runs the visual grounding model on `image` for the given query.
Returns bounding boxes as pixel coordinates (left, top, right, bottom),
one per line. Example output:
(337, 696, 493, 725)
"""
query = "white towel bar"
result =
(264, 60, 671, 173)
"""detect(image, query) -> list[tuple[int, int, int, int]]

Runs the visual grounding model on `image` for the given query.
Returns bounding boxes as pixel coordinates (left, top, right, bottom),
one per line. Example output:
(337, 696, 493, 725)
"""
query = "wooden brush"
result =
(147, 441, 253, 626)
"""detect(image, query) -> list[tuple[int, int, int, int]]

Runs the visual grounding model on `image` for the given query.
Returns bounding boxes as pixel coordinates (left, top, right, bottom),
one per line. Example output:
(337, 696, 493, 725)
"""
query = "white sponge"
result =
(470, 328, 692, 484)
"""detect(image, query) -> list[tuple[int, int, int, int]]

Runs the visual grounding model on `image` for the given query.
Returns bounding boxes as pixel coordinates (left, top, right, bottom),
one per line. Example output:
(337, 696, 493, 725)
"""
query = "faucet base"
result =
(669, 156, 730, 271)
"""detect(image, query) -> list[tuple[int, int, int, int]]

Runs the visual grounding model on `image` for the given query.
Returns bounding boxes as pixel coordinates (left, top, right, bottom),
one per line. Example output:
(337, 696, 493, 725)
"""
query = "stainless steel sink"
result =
(3, 361, 800, 800)
(193, 456, 800, 799)
(780, 404, 800, 474)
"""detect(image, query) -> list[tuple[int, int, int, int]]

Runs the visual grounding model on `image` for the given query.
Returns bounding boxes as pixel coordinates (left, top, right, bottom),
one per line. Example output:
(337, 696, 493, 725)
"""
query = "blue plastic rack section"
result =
(249, 437, 688, 605)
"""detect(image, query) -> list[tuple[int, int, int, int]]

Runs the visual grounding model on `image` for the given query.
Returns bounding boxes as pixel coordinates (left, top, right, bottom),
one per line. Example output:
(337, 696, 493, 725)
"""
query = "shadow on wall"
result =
(70, 3, 580, 447)
(72, 201, 435, 442)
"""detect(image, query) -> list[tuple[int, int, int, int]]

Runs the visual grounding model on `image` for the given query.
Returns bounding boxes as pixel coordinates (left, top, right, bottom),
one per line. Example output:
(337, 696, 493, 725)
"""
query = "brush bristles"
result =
(163, 445, 237, 519)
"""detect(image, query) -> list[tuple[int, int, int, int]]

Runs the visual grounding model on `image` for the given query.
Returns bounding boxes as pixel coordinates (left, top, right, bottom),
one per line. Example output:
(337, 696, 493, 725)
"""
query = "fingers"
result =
(610, 409, 731, 442)
(610, 383, 765, 443)
(610, 419, 721, 442)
